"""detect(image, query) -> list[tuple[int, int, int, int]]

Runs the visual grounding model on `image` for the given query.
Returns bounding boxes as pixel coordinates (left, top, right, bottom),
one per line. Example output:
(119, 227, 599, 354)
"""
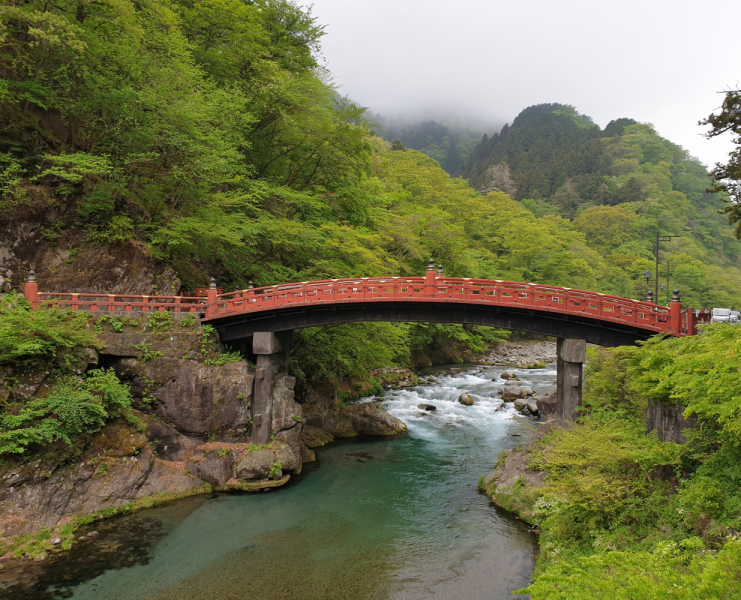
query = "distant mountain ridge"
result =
(378, 103, 740, 309)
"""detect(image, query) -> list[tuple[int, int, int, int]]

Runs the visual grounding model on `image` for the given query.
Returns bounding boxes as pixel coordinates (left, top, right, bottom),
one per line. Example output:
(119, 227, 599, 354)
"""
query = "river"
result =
(5, 363, 557, 600)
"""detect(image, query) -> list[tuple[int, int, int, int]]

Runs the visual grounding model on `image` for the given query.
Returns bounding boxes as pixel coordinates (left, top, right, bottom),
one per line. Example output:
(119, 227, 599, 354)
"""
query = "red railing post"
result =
(205, 277, 218, 319)
(24, 270, 38, 309)
(425, 258, 436, 295)
(669, 289, 682, 334)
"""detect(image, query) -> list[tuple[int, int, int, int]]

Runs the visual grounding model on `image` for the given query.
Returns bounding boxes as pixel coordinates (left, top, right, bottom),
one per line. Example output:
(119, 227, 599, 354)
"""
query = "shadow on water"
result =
(1, 363, 546, 599)
(0, 496, 209, 599)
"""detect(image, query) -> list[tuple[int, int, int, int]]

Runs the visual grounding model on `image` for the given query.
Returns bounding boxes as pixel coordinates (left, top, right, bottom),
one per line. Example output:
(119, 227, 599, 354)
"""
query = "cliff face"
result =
(0, 193, 180, 295)
(0, 314, 256, 551)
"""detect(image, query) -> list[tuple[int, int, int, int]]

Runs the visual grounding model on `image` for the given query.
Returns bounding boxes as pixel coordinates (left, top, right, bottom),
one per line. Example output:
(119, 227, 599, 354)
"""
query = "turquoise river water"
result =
(5, 363, 558, 600)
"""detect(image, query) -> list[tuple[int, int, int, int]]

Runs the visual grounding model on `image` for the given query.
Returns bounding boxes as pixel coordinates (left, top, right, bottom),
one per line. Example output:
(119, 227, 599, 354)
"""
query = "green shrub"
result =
(0, 294, 101, 363)
(203, 351, 242, 366)
(146, 311, 174, 332)
(0, 368, 138, 455)
(521, 538, 741, 599)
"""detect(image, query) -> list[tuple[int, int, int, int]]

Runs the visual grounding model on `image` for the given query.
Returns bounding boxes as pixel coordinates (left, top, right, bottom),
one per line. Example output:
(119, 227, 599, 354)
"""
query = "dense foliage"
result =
(0, 295, 135, 456)
(0, 369, 137, 455)
(0, 294, 100, 362)
(515, 324, 741, 598)
(290, 322, 509, 398)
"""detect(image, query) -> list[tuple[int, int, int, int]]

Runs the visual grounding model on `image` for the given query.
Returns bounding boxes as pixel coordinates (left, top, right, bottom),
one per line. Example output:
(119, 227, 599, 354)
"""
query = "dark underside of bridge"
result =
(212, 302, 659, 347)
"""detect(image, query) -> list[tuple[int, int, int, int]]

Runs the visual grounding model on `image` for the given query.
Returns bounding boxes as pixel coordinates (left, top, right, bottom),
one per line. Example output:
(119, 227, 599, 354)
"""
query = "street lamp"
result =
(644, 270, 652, 302)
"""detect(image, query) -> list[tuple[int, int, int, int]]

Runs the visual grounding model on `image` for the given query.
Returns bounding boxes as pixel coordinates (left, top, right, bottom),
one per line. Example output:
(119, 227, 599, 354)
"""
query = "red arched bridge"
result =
(23, 263, 702, 433)
(24, 265, 698, 348)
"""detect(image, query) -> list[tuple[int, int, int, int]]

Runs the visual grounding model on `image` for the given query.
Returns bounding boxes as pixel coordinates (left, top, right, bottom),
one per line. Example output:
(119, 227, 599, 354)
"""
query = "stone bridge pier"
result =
(555, 338, 586, 421)
(252, 331, 294, 444)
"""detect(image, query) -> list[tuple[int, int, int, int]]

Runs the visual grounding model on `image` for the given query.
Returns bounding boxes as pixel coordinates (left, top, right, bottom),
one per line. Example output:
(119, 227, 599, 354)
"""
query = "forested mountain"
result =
(369, 114, 484, 175)
(461, 103, 741, 308)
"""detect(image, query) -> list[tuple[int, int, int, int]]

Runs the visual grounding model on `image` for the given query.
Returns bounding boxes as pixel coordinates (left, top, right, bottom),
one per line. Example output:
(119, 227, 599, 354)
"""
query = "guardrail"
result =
(34, 292, 205, 313)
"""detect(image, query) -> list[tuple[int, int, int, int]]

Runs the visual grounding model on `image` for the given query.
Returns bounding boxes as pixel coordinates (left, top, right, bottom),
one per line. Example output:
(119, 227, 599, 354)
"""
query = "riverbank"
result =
(1, 362, 544, 599)
(478, 332, 741, 599)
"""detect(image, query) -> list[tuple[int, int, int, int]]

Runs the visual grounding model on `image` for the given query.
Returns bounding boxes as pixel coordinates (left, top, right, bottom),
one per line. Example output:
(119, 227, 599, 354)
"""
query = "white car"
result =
(731, 310, 740, 324)
(711, 308, 732, 323)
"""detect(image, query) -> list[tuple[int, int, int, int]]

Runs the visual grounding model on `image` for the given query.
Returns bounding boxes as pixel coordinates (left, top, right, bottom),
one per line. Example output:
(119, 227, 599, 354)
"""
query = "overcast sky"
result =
(308, 0, 740, 169)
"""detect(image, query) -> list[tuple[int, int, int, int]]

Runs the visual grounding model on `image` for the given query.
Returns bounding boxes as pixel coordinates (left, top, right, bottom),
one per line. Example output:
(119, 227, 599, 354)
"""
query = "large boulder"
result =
(537, 393, 558, 417)
(501, 385, 533, 401)
(513, 398, 529, 412)
(343, 403, 407, 436)
(458, 393, 474, 406)
(303, 405, 356, 438)
(274, 443, 300, 473)
(235, 449, 275, 480)
(275, 425, 303, 469)
(300, 425, 335, 449)
(185, 449, 235, 487)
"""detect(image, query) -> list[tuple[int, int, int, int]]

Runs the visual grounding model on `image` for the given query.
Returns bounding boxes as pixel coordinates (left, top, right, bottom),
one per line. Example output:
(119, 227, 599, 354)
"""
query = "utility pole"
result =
(655, 232, 680, 301)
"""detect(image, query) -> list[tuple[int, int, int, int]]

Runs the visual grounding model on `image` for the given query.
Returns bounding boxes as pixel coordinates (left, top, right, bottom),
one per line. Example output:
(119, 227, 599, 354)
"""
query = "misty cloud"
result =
(309, 0, 740, 168)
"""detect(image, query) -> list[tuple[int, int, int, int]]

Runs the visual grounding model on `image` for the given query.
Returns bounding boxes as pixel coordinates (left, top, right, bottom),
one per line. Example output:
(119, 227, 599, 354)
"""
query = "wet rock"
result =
(537, 393, 558, 417)
(526, 401, 539, 415)
(458, 393, 474, 406)
(418, 403, 437, 411)
(343, 403, 407, 436)
(275, 425, 303, 466)
(502, 386, 529, 401)
(303, 405, 355, 438)
(86, 420, 146, 459)
(185, 450, 234, 487)
(274, 443, 300, 473)
(500, 372, 518, 380)
(513, 398, 529, 411)
(235, 449, 275, 480)
(300, 425, 335, 448)
(427, 377, 436, 382)
(299, 442, 316, 463)
(303, 403, 406, 438)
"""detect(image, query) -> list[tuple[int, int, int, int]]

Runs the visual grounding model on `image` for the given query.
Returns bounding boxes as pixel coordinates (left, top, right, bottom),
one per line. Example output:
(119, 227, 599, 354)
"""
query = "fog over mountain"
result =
(309, 0, 741, 169)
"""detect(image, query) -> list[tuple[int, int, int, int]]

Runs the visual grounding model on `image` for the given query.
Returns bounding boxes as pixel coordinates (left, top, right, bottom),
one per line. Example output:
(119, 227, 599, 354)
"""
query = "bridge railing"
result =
(34, 292, 204, 313)
(204, 277, 681, 335)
